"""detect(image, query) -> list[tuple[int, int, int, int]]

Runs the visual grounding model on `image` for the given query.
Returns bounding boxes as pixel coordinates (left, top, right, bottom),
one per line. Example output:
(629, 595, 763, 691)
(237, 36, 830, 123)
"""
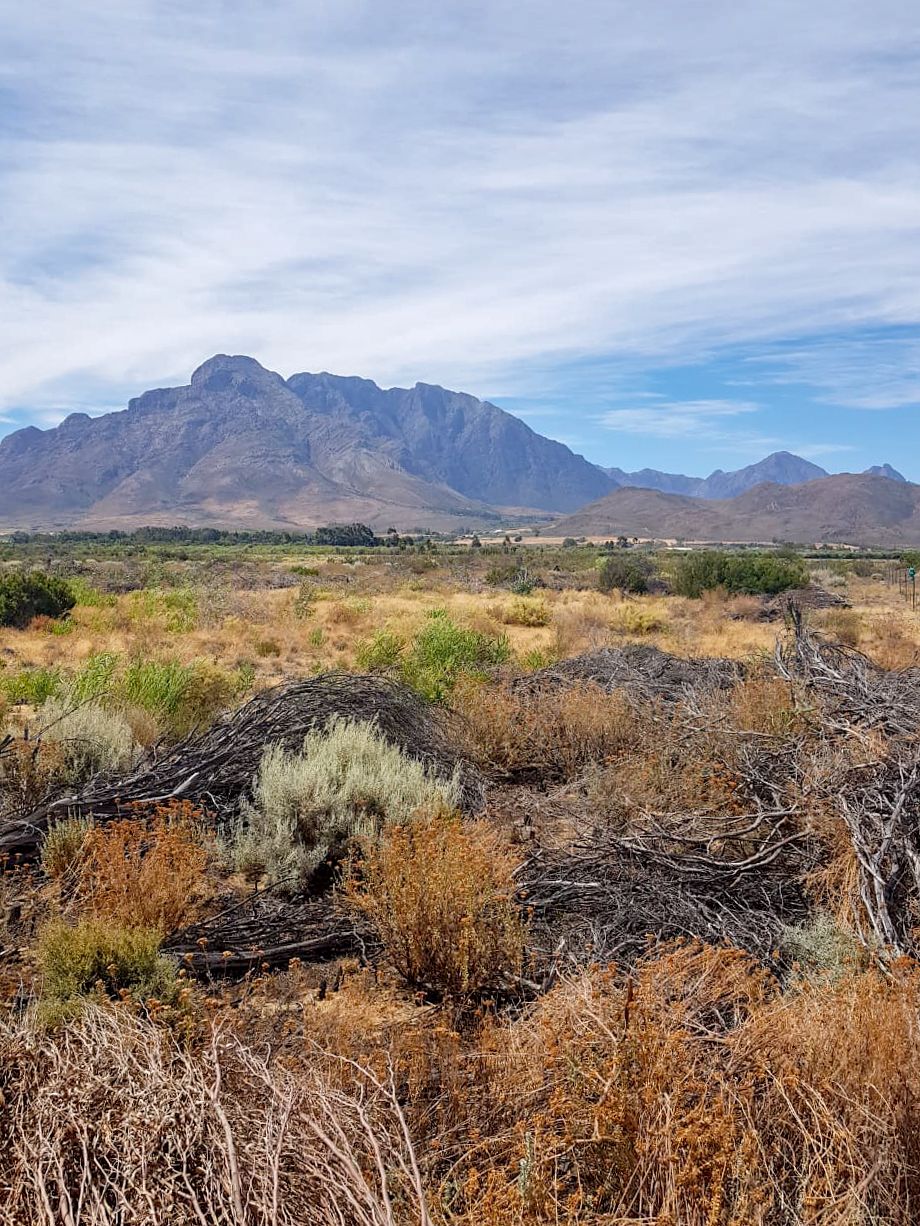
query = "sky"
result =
(2, 1, 920, 479)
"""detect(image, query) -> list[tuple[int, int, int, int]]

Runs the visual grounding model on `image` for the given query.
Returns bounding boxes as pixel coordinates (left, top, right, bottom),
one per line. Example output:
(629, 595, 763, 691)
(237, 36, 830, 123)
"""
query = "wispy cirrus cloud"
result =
(744, 333, 920, 410)
(598, 400, 760, 440)
(3, 1, 920, 476)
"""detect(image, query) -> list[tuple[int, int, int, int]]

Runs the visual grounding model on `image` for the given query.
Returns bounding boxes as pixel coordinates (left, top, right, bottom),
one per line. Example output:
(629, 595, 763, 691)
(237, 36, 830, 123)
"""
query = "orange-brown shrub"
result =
(76, 803, 210, 934)
(445, 942, 920, 1226)
(455, 680, 640, 782)
(343, 810, 526, 1000)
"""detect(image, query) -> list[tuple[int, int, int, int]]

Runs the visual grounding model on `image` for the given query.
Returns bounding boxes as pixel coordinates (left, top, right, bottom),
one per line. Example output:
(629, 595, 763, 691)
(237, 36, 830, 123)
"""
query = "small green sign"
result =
(909, 567, 916, 580)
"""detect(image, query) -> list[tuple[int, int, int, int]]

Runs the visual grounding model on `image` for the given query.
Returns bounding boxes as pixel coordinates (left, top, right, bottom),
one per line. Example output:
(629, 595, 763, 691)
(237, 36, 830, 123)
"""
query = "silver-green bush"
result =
(36, 699, 140, 783)
(229, 717, 460, 885)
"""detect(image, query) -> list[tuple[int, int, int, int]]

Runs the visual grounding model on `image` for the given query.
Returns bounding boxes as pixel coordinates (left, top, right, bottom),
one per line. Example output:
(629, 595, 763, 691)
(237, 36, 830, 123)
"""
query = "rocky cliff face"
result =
(0, 355, 615, 530)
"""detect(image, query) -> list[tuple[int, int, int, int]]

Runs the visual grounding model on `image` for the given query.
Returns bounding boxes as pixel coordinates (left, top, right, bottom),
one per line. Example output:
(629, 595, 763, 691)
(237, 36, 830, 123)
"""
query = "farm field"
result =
(3, 539, 920, 1223)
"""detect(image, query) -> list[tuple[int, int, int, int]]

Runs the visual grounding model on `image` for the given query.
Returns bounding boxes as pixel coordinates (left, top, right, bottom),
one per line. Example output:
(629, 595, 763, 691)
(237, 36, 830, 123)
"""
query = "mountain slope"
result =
(697, 452, 827, 499)
(284, 369, 613, 512)
(0, 356, 615, 531)
(605, 452, 828, 499)
(553, 474, 920, 545)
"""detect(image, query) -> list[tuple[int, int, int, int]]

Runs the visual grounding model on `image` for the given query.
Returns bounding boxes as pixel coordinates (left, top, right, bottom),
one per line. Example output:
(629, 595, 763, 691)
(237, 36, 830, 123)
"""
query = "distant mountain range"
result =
(0, 354, 910, 543)
(605, 453, 906, 498)
(553, 474, 920, 546)
(0, 356, 612, 532)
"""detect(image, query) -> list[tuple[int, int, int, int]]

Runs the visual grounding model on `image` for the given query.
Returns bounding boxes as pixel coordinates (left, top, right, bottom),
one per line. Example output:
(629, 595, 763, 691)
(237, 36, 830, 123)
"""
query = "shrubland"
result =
(1, 541, 920, 1222)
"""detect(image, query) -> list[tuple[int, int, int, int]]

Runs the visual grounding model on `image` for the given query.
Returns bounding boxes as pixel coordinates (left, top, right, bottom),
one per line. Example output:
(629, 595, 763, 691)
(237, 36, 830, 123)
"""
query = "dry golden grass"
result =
(455, 679, 641, 783)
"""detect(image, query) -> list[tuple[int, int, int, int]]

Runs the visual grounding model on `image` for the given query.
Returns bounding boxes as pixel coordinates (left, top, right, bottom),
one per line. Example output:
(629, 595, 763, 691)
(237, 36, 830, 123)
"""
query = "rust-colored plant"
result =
(77, 803, 210, 934)
(343, 810, 526, 1000)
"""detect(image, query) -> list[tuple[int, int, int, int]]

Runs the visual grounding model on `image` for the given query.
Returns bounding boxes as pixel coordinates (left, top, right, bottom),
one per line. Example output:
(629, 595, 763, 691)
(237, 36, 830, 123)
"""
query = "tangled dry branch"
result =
(0, 1005, 431, 1226)
(0, 673, 483, 860)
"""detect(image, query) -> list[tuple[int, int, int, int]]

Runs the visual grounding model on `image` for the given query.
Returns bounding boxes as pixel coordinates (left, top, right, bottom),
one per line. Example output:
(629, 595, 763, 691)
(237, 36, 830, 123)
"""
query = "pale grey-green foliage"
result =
(229, 717, 460, 885)
(36, 699, 140, 783)
(780, 913, 867, 980)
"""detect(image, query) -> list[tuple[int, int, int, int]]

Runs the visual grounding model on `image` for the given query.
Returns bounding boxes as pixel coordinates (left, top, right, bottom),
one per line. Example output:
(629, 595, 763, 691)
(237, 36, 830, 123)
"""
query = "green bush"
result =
(67, 576, 117, 608)
(597, 553, 652, 595)
(0, 666, 63, 706)
(37, 919, 178, 1015)
(0, 572, 75, 628)
(401, 610, 510, 702)
(354, 629, 405, 671)
(69, 652, 120, 703)
(670, 551, 808, 598)
(229, 717, 461, 885)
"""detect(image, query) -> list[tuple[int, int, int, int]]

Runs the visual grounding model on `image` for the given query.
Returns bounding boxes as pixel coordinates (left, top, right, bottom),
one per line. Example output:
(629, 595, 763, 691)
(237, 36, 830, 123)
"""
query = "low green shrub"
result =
(671, 550, 808, 598)
(67, 576, 117, 608)
(0, 666, 63, 706)
(228, 717, 461, 886)
(597, 553, 653, 595)
(354, 629, 405, 671)
(400, 610, 510, 701)
(0, 571, 75, 628)
(37, 919, 178, 1016)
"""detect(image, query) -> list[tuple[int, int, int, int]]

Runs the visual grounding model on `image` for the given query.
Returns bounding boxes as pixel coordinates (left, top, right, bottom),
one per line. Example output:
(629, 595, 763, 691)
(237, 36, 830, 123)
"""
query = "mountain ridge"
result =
(0, 355, 614, 532)
(0, 355, 910, 537)
(553, 473, 920, 546)
(605, 452, 906, 499)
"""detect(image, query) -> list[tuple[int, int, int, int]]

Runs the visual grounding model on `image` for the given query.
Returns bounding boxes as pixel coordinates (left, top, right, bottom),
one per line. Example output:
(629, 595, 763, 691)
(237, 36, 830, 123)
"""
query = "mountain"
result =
(605, 452, 829, 499)
(552, 473, 920, 546)
(0, 356, 615, 532)
(864, 464, 906, 482)
(697, 452, 828, 499)
(605, 466, 701, 496)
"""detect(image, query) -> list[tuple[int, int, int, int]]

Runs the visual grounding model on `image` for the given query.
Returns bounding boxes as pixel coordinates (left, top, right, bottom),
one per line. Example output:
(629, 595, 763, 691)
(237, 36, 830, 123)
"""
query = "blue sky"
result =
(2, 1, 920, 478)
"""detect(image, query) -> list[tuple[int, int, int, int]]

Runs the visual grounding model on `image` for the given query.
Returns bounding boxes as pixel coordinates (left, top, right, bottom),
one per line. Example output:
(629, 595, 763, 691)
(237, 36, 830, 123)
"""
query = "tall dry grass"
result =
(0, 1005, 431, 1226)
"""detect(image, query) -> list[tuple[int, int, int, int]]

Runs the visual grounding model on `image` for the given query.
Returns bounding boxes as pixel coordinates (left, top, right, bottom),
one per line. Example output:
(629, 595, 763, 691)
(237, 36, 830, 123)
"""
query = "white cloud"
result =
(3, 1, 920, 418)
(745, 336, 920, 410)
(598, 400, 760, 439)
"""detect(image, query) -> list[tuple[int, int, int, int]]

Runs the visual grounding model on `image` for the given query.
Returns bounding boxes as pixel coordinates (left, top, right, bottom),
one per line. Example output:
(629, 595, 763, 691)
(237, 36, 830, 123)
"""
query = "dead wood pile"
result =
(775, 610, 920, 957)
(520, 795, 812, 969)
(166, 891, 371, 974)
(512, 643, 742, 702)
(0, 673, 483, 860)
(756, 585, 850, 622)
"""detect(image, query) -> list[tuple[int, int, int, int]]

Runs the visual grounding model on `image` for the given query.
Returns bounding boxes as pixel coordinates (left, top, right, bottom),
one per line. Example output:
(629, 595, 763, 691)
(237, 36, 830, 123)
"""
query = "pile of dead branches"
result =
(0, 673, 483, 860)
(521, 804, 812, 968)
(512, 643, 742, 703)
(756, 585, 850, 622)
(774, 611, 920, 958)
(166, 890, 371, 974)
(776, 608, 920, 737)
